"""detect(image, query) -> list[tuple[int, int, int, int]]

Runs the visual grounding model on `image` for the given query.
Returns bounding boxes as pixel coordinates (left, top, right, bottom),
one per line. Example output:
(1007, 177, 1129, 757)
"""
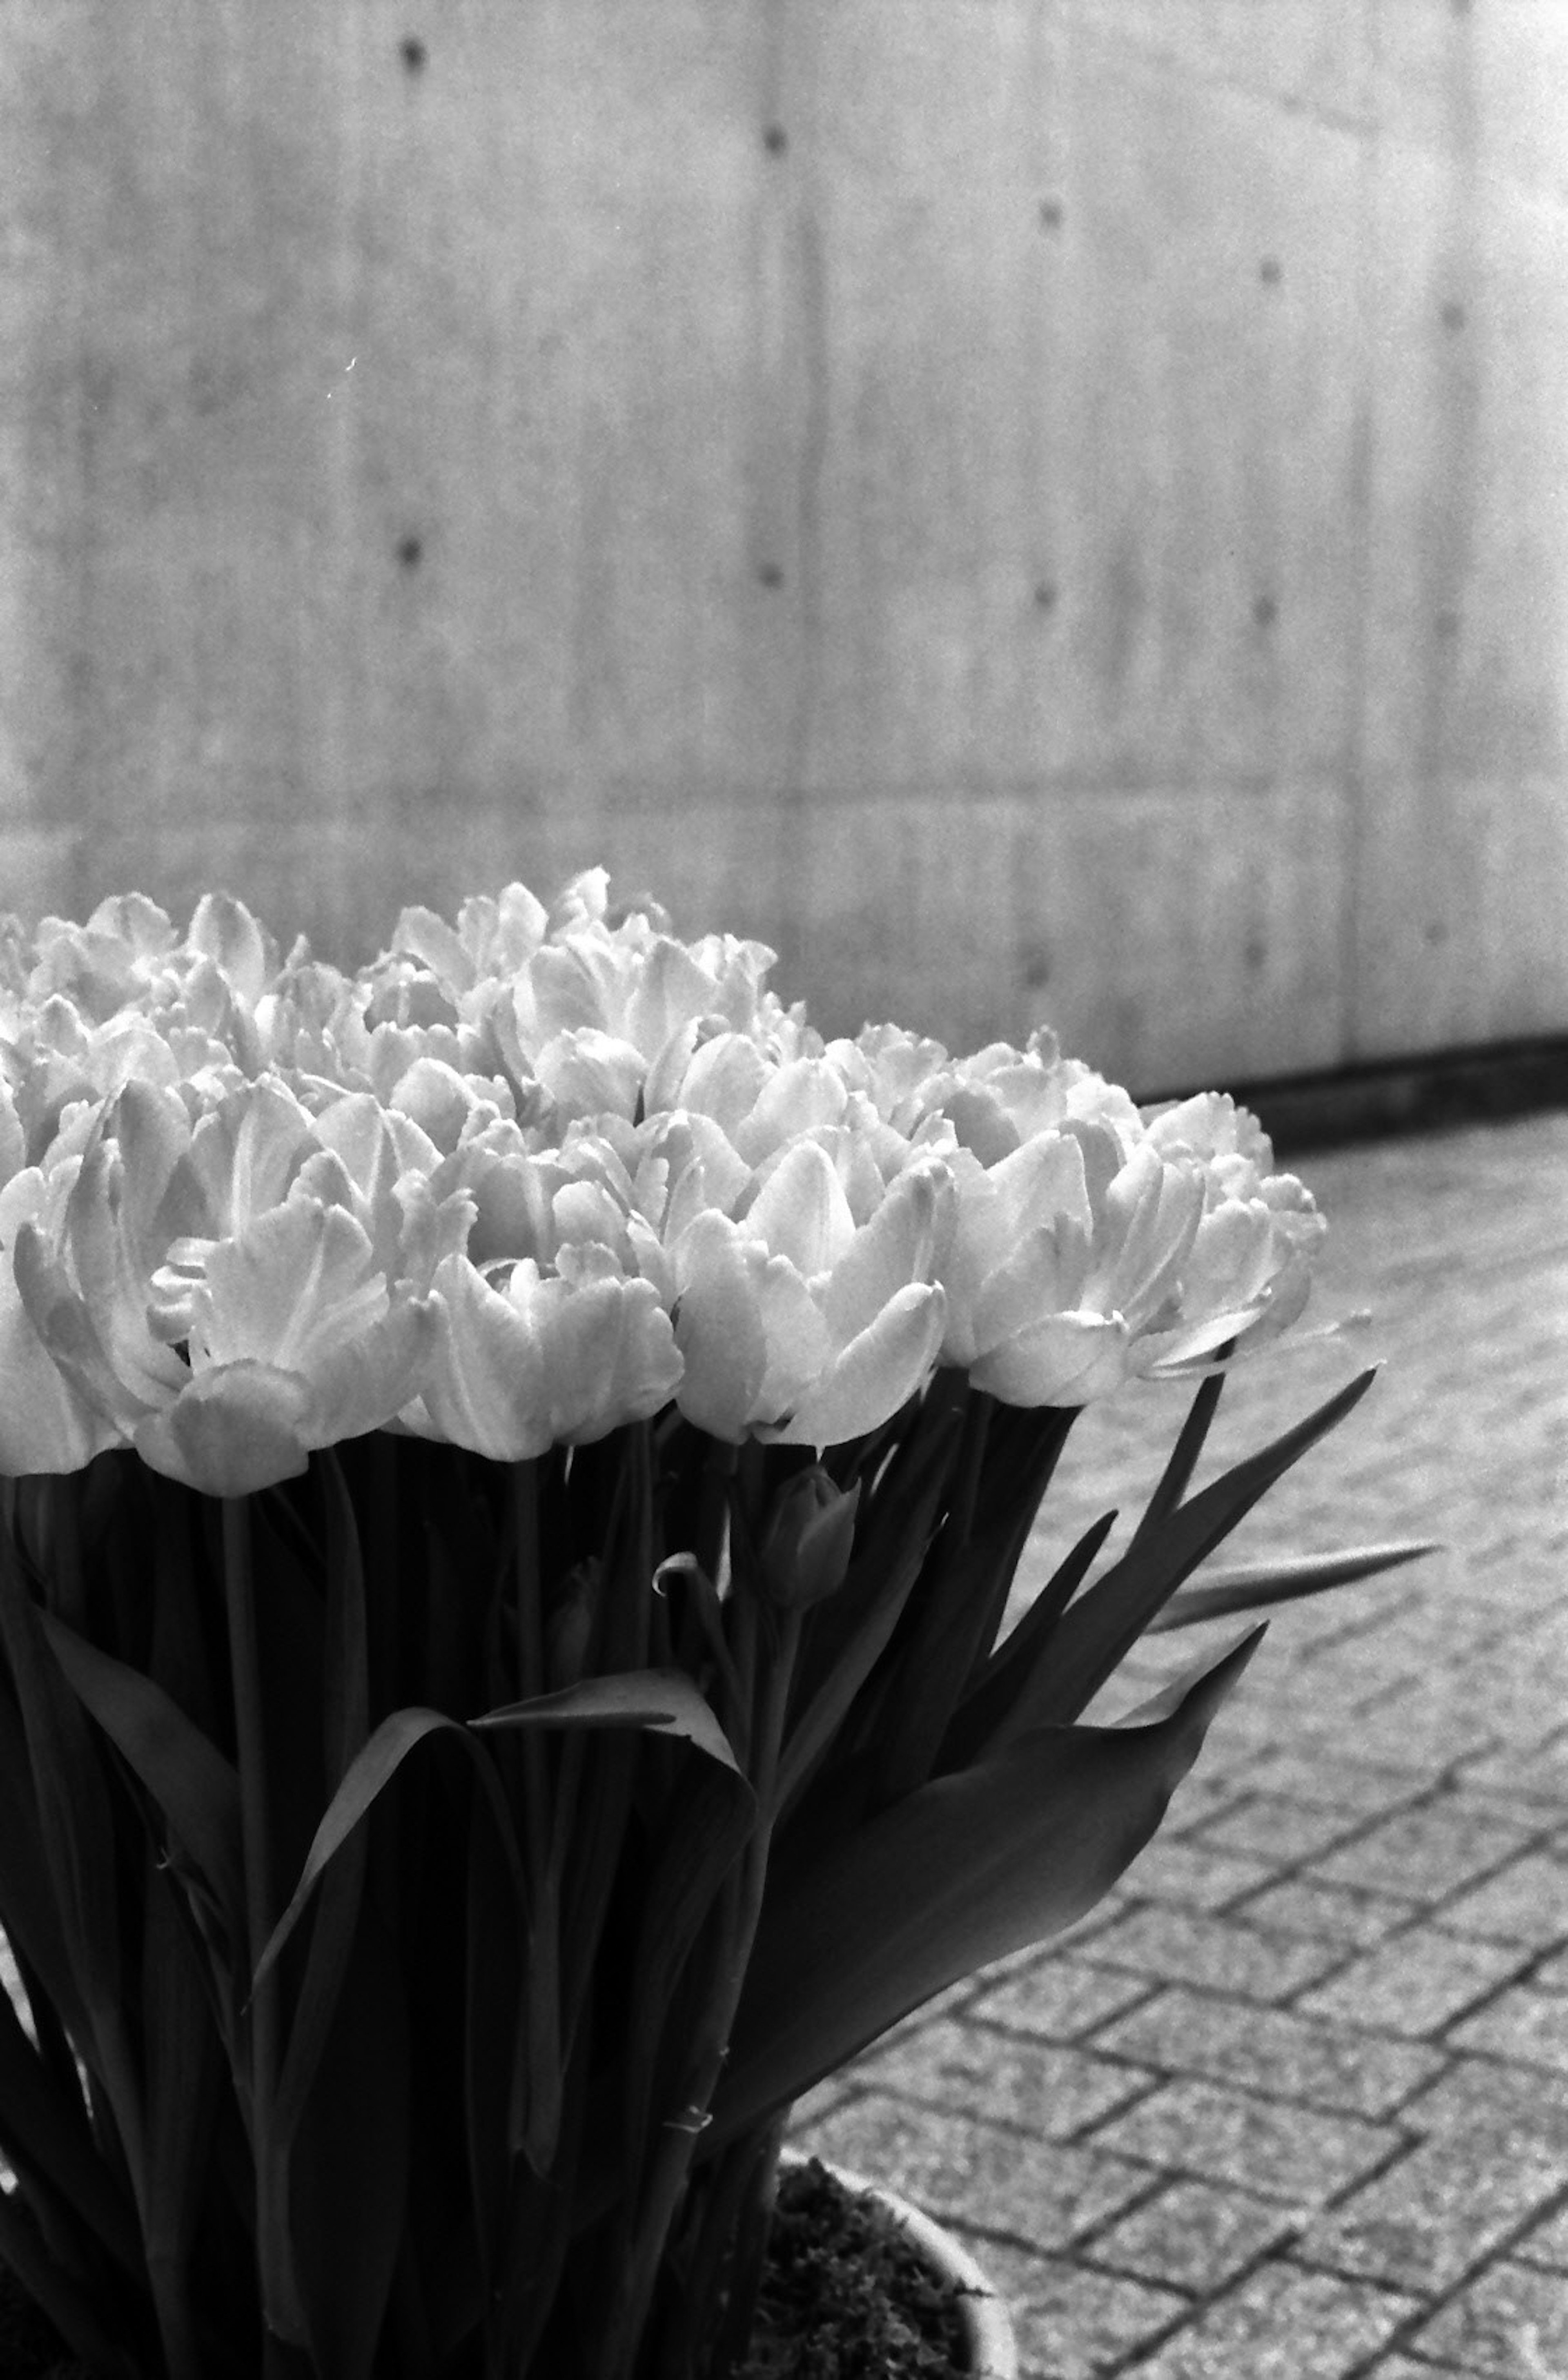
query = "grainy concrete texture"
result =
(793, 1109, 1568, 2379)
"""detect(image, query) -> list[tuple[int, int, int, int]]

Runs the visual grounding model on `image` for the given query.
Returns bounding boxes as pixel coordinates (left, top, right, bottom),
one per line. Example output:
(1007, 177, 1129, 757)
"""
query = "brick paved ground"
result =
(793, 1109, 1568, 2380)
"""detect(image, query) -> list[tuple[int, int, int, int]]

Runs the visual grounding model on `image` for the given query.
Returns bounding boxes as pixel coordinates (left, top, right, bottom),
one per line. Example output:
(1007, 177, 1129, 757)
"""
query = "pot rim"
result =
(778, 2149, 1018, 2380)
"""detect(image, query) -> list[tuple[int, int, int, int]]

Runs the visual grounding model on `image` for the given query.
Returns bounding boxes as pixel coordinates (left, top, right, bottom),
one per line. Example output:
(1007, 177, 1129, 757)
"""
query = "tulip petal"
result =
(421, 1256, 552, 1462)
(971, 1310, 1131, 1407)
(820, 1165, 946, 1347)
(768, 1281, 945, 1449)
(194, 1200, 384, 1376)
(303, 1296, 441, 1446)
(187, 892, 270, 1008)
(752, 1256, 833, 1420)
(746, 1140, 856, 1280)
(0, 1274, 122, 1472)
(134, 1363, 314, 1497)
(673, 1214, 769, 1441)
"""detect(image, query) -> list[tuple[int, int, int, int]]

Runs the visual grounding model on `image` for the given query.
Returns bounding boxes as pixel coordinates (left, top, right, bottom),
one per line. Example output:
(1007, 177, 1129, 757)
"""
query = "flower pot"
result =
(767, 2151, 1017, 2379)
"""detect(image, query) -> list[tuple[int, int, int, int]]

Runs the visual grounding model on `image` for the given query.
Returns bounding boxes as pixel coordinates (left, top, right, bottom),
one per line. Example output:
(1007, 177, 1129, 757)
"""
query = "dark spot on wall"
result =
(763, 123, 788, 156)
(1038, 199, 1063, 230)
(757, 562, 785, 589)
(1023, 946, 1051, 989)
(1259, 257, 1282, 286)
(1435, 608, 1461, 639)
(1441, 301, 1467, 332)
(1032, 581, 1057, 612)
(1243, 933, 1268, 971)
(1253, 593, 1278, 629)
(397, 535, 423, 569)
(400, 37, 428, 72)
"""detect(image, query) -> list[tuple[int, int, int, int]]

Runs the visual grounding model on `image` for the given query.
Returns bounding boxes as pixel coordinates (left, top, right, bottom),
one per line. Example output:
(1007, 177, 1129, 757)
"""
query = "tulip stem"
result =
(223, 1494, 299, 2349)
(509, 1457, 563, 2170)
(598, 1596, 801, 2376)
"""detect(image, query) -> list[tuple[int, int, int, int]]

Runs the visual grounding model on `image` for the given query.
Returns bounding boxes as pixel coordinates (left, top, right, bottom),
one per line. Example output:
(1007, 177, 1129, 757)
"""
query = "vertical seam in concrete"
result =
(1342, 0, 1381, 1068)
(756, 0, 826, 975)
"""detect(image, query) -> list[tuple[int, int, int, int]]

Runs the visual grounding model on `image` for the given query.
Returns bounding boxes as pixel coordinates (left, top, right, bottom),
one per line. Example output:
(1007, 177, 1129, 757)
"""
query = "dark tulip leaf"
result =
(712, 1626, 1265, 2146)
(998, 1369, 1380, 1734)
(38, 1611, 244, 1952)
(287, 1910, 410, 2380)
(253, 1708, 527, 1999)
(471, 1668, 743, 1773)
(1149, 1539, 1439, 1631)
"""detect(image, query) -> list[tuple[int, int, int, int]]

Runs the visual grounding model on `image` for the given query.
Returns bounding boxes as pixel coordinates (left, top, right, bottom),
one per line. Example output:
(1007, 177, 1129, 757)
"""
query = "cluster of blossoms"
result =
(0, 877, 1324, 1497)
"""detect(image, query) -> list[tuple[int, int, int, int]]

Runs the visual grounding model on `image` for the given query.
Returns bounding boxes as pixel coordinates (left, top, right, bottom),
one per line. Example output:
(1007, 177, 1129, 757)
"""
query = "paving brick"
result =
(786, 2073, 863, 2132)
(1405, 2259, 1568, 2378)
(1081, 2176, 1295, 2295)
(1513, 2201, 1568, 2274)
(1229, 1876, 1415, 1951)
(1432, 1851, 1568, 1948)
(1325, 1697, 1505, 1776)
(1308, 1799, 1537, 1901)
(1077, 1904, 1348, 2004)
(1186, 1792, 1374, 1866)
(950, 2237, 1185, 2380)
(1359, 2360, 1469, 2378)
(1294, 1925, 1531, 2037)
(1530, 1943, 1568, 1991)
(1447, 1986, 1568, 2073)
(967, 1955, 1156, 2043)
(851, 2015, 1151, 2140)
(788, 2093, 1152, 2250)
(811, 1122, 1568, 2373)
(1122, 2261, 1418, 2378)
(1218, 1752, 1437, 1818)
(1162, 1774, 1250, 1835)
(1082, 2076, 1400, 2209)
(1399, 2053, 1568, 2150)
(1290, 2124, 1567, 2292)
(1457, 1744, 1568, 1814)
(1090, 1986, 1443, 2121)
(1105, 1832, 1278, 1914)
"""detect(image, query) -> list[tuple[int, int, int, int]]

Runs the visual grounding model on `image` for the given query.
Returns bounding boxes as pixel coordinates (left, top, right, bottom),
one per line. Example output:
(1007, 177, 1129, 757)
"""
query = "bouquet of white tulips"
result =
(0, 877, 1424, 2378)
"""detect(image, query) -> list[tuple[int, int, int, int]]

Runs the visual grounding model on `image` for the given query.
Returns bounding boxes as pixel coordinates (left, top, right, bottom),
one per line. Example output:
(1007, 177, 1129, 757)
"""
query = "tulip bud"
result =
(757, 1468, 860, 1610)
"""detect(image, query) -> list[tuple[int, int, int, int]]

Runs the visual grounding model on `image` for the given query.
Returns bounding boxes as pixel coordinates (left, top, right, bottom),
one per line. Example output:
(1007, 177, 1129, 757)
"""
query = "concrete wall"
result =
(2, 0, 1565, 1091)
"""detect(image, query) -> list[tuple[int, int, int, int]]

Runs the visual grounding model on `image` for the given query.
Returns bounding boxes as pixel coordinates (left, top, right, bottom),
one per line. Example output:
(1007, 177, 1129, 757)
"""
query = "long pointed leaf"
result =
(937, 1510, 1118, 1773)
(0, 1966, 141, 2278)
(471, 1669, 743, 1773)
(287, 1911, 410, 2380)
(272, 1454, 374, 2148)
(870, 1404, 1077, 1807)
(0, 1686, 94, 2052)
(0, 1530, 125, 2047)
(710, 1627, 1264, 2145)
(37, 1612, 245, 1950)
(140, 1863, 225, 2380)
(1001, 1368, 1380, 1734)
(1149, 1539, 1439, 1631)
(252, 1708, 527, 1998)
(463, 1782, 526, 2307)
(621, 1760, 757, 2195)
(775, 1407, 966, 1815)
(1126, 1356, 1230, 1554)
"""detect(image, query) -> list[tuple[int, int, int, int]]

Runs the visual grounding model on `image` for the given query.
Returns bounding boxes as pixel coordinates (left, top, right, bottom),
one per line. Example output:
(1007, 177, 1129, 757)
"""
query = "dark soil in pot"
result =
(734, 2156, 968, 2379)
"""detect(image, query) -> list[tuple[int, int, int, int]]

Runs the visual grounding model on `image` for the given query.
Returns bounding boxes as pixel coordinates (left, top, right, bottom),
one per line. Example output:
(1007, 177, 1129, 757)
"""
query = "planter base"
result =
(746, 2155, 1016, 2379)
